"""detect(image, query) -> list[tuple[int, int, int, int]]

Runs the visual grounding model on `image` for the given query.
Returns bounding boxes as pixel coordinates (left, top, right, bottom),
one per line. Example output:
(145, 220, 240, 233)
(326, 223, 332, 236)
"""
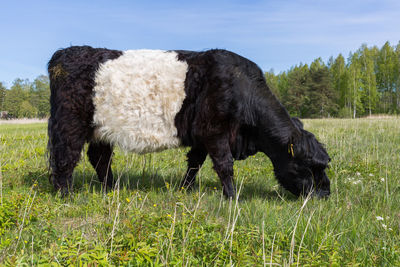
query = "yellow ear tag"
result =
(290, 144, 294, 157)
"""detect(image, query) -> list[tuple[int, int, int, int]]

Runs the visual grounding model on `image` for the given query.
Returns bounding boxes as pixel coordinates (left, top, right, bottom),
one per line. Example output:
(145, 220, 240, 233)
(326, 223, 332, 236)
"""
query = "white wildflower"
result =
(356, 172, 361, 176)
(369, 173, 374, 177)
(376, 216, 384, 221)
(380, 178, 385, 182)
(352, 180, 361, 185)
(382, 223, 387, 229)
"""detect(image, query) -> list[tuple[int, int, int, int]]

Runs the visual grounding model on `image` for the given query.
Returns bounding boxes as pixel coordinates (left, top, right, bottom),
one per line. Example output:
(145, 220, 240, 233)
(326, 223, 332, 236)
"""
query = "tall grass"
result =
(0, 118, 399, 265)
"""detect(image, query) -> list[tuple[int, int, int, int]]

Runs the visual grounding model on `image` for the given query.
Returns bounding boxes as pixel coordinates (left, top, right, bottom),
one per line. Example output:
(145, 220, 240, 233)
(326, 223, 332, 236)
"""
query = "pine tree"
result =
(307, 58, 338, 117)
(265, 70, 280, 99)
(358, 44, 378, 116)
(276, 72, 289, 103)
(283, 64, 310, 117)
(329, 54, 350, 116)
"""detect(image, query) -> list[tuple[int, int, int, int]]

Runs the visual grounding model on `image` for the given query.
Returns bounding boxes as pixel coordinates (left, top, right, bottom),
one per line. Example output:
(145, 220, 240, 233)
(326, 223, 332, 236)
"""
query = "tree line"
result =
(1, 41, 399, 119)
(265, 41, 400, 118)
(0, 75, 50, 118)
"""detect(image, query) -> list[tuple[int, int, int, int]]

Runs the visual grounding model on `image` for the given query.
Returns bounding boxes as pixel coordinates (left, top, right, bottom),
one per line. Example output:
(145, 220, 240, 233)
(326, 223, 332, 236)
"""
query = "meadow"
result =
(0, 118, 399, 266)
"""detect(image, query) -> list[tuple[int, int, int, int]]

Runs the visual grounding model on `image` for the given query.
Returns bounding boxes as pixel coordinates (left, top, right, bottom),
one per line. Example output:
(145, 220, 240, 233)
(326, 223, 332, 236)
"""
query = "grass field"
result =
(0, 118, 399, 266)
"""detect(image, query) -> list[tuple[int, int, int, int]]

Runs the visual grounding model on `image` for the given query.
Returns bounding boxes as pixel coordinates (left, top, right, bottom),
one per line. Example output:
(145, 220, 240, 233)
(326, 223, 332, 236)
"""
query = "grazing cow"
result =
(47, 46, 331, 198)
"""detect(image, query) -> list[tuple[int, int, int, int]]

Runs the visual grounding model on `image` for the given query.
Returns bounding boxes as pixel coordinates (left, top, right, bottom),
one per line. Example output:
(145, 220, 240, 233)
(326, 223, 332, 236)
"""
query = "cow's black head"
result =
(274, 118, 331, 198)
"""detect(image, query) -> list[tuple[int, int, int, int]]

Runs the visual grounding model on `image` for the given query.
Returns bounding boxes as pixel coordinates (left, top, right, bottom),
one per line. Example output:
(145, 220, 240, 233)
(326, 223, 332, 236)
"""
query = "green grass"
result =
(0, 118, 399, 266)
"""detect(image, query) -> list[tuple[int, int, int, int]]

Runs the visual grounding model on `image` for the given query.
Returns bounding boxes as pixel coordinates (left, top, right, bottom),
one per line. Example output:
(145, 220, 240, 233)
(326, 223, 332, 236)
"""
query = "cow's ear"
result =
(293, 130, 329, 168)
(291, 117, 304, 129)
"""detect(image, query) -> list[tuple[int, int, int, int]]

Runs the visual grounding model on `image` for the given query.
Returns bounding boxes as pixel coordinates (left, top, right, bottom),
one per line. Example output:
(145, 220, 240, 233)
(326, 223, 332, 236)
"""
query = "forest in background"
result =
(1, 41, 399, 119)
(265, 41, 400, 118)
(0, 75, 49, 118)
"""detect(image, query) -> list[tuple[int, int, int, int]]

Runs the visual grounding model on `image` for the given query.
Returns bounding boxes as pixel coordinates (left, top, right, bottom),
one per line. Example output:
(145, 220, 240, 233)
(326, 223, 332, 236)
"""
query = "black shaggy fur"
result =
(47, 46, 122, 193)
(48, 46, 331, 198)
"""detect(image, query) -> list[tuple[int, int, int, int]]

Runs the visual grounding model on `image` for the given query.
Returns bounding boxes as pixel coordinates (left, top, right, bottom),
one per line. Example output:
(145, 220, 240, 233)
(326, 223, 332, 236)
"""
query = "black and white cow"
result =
(47, 46, 331, 198)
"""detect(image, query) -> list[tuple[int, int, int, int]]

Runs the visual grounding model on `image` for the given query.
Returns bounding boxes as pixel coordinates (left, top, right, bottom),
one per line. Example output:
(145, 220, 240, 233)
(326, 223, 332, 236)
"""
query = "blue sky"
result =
(1, 0, 399, 87)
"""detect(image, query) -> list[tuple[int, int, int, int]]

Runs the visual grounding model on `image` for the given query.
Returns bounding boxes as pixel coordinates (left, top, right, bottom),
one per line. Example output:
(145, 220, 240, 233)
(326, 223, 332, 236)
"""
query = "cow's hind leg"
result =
(87, 141, 114, 188)
(180, 146, 207, 189)
(48, 117, 88, 196)
(204, 137, 236, 198)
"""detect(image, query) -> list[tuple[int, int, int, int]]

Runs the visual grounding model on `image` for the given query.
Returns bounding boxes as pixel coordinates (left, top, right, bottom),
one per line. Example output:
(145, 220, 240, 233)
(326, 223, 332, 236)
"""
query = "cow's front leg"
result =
(204, 137, 236, 198)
